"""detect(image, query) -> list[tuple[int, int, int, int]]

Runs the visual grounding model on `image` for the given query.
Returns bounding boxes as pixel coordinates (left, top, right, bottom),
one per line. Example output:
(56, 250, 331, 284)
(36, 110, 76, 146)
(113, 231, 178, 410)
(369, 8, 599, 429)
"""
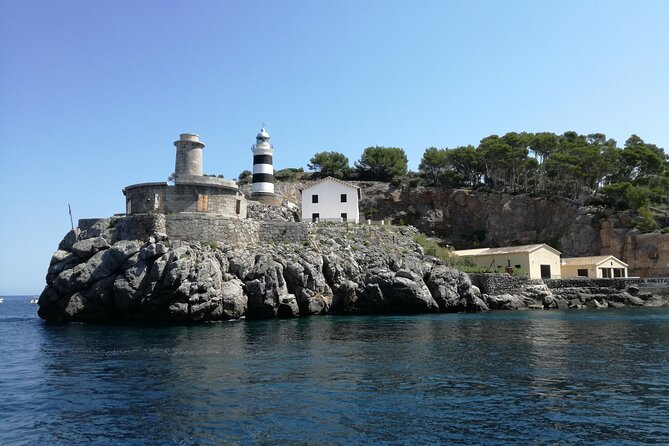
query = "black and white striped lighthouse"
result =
(251, 127, 274, 197)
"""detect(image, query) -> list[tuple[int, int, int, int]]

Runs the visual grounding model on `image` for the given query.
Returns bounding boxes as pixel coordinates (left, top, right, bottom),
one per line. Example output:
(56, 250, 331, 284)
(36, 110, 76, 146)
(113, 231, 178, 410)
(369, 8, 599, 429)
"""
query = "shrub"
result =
(638, 206, 658, 232)
(413, 234, 453, 263)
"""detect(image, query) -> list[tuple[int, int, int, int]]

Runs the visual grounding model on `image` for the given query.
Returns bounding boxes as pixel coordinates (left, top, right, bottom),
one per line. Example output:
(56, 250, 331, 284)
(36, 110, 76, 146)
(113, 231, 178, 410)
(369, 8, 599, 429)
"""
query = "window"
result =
(614, 268, 625, 278)
(341, 213, 347, 222)
(341, 194, 347, 203)
(312, 213, 319, 222)
(577, 269, 588, 277)
(515, 265, 521, 269)
(197, 194, 209, 212)
(235, 199, 241, 215)
(312, 194, 318, 203)
(600, 268, 612, 278)
(154, 193, 162, 211)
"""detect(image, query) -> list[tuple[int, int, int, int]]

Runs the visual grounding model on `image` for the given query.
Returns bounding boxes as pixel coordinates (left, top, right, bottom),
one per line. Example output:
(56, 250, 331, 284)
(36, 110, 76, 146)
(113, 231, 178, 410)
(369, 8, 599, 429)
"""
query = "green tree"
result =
(355, 146, 408, 181)
(638, 206, 658, 232)
(619, 135, 666, 181)
(418, 147, 449, 186)
(478, 134, 530, 192)
(445, 145, 483, 187)
(307, 151, 350, 178)
(238, 170, 252, 185)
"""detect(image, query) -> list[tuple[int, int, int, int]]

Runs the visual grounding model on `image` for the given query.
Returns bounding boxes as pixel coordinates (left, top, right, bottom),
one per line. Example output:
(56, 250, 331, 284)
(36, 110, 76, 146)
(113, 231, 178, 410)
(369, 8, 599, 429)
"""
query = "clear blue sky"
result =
(1, 0, 668, 295)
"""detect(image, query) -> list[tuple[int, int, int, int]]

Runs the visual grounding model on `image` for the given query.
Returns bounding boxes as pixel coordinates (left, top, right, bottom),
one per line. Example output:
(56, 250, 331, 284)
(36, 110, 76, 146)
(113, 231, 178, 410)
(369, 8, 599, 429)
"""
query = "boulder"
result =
(207, 279, 247, 320)
(277, 295, 300, 318)
(71, 236, 110, 259)
(58, 228, 81, 251)
(245, 255, 288, 318)
(425, 265, 477, 312)
(486, 293, 526, 310)
(626, 295, 645, 306)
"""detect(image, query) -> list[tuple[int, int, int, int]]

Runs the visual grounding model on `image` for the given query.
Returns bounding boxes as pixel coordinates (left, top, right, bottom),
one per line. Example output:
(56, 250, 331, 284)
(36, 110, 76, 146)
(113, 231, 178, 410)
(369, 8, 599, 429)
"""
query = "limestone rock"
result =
(277, 295, 300, 317)
(58, 228, 81, 251)
(486, 293, 527, 310)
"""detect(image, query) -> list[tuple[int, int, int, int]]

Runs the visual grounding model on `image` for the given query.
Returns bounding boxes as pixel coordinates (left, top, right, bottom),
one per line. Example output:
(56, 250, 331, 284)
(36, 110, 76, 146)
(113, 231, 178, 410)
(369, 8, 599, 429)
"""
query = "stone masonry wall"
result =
(164, 214, 308, 245)
(470, 272, 669, 297)
(468, 273, 543, 295)
(165, 214, 260, 244)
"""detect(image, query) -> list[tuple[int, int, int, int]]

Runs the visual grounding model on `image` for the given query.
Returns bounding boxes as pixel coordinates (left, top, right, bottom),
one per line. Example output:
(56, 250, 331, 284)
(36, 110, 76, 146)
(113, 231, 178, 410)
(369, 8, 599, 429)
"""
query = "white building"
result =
(561, 255, 629, 278)
(301, 177, 361, 223)
(452, 244, 562, 279)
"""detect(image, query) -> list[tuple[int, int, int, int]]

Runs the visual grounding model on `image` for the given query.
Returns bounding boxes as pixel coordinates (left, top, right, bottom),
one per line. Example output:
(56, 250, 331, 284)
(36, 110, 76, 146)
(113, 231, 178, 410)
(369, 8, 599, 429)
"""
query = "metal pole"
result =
(68, 204, 74, 230)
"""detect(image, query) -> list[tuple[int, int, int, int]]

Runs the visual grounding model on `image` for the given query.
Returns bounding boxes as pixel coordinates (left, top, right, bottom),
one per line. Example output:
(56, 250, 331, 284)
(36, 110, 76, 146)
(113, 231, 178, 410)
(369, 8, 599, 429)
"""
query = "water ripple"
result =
(1, 304, 669, 444)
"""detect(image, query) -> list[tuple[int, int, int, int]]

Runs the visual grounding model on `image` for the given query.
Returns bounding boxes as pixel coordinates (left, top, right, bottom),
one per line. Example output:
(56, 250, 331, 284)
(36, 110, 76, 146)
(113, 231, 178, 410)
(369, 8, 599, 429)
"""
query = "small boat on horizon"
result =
(30, 298, 39, 304)
(0, 298, 4, 303)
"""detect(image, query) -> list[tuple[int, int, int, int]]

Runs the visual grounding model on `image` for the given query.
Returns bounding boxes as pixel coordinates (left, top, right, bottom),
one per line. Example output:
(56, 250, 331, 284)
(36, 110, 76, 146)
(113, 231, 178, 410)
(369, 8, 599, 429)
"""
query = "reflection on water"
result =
(1, 304, 669, 445)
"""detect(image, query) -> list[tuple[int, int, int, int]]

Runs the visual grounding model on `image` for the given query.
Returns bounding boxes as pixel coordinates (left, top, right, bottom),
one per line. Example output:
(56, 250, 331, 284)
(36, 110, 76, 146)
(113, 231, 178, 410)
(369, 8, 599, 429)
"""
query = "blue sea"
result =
(1, 295, 668, 445)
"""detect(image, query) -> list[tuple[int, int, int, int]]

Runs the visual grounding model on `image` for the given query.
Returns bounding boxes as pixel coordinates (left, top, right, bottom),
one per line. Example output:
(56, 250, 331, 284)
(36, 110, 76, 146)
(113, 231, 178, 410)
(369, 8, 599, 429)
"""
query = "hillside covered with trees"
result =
(238, 131, 668, 231)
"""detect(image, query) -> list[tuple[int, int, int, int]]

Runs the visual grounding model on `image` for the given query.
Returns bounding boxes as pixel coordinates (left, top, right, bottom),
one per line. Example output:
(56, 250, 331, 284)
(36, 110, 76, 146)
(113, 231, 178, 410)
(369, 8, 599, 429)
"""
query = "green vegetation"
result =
(413, 234, 453, 263)
(308, 151, 351, 179)
(237, 170, 252, 185)
(415, 131, 667, 231)
(274, 167, 305, 181)
(202, 241, 219, 250)
(298, 130, 665, 231)
(355, 146, 408, 181)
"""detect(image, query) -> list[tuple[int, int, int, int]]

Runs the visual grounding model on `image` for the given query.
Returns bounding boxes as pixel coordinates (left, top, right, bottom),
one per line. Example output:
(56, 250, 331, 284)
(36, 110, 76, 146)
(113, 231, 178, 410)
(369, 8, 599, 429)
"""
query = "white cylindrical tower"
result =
(251, 127, 274, 195)
(174, 133, 204, 179)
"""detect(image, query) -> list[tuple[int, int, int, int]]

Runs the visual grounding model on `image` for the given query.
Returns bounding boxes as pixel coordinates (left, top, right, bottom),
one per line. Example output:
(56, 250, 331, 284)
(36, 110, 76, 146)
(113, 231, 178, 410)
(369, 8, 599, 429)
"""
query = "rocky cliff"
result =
(353, 183, 669, 277)
(38, 219, 487, 323)
(39, 208, 669, 323)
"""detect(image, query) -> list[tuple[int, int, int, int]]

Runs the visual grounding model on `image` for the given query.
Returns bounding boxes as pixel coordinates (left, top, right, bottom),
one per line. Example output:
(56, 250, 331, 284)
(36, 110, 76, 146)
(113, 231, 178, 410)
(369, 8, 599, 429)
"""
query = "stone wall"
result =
(124, 183, 247, 218)
(470, 272, 669, 298)
(544, 278, 629, 291)
(468, 273, 544, 295)
(259, 221, 309, 242)
(115, 214, 166, 241)
(164, 214, 308, 245)
(123, 183, 168, 214)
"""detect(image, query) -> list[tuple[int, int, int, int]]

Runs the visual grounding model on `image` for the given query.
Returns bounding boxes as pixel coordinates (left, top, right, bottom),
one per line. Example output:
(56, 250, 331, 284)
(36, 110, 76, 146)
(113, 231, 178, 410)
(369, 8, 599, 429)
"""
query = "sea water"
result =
(1, 295, 668, 445)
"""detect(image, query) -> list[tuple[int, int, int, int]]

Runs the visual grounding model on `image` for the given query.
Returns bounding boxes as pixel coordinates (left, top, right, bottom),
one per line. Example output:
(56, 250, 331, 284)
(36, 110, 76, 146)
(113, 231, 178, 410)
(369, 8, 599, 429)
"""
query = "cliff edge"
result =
(38, 217, 486, 323)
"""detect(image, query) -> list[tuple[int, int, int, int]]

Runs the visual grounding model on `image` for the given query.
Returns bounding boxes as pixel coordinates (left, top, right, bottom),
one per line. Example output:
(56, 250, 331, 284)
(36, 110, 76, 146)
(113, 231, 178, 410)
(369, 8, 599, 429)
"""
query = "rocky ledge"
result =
(38, 220, 487, 323)
(38, 218, 669, 324)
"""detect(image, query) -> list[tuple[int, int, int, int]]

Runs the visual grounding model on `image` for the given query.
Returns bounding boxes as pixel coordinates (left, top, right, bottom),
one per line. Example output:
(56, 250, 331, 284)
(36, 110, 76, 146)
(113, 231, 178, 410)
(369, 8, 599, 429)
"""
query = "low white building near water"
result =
(301, 177, 361, 223)
(561, 255, 629, 278)
(452, 243, 562, 279)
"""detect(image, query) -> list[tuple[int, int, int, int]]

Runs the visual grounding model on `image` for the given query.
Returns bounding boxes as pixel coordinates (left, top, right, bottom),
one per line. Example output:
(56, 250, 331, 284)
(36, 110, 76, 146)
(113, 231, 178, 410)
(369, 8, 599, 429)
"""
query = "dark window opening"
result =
(613, 268, 625, 278)
(236, 199, 241, 215)
(577, 269, 588, 277)
(515, 264, 521, 269)
(341, 194, 347, 202)
(341, 213, 347, 222)
(312, 194, 318, 203)
(540, 264, 551, 279)
(601, 268, 612, 278)
(312, 213, 319, 222)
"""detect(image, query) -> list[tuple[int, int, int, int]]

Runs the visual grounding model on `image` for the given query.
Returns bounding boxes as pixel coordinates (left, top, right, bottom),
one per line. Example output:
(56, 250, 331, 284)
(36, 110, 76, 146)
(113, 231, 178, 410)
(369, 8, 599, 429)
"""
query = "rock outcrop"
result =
(39, 215, 669, 323)
(355, 183, 669, 277)
(38, 221, 479, 323)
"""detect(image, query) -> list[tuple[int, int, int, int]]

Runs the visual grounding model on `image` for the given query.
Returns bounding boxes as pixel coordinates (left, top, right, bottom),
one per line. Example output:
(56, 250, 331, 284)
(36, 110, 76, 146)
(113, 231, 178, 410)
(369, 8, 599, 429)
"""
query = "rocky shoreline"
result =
(38, 217, 669, 323)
